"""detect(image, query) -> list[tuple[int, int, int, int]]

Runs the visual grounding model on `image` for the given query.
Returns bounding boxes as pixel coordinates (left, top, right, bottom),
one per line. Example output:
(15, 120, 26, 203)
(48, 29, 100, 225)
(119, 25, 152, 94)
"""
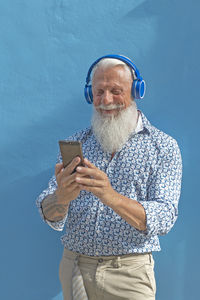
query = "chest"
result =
(82, 134, 158, 198)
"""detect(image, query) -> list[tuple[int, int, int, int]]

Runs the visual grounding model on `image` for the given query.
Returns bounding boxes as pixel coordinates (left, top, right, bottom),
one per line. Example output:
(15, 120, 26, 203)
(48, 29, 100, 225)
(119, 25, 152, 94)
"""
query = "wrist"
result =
(101, 189, 120, 208)
(55, 189, 70, 207)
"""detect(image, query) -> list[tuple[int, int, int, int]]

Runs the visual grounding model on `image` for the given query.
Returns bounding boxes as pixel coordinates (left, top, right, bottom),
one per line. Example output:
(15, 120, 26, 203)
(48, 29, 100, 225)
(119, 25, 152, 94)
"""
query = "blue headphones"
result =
(84, 54, 146, 104)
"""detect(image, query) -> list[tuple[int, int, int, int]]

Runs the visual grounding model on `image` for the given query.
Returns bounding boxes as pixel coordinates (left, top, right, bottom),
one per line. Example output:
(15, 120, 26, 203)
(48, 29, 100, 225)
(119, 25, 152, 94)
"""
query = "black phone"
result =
(58, 140, 84, 170)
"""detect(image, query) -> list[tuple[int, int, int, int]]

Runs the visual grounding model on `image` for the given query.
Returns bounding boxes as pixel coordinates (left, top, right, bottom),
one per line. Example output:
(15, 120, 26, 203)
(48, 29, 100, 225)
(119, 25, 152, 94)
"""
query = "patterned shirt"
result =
(36, 111, 182, 256)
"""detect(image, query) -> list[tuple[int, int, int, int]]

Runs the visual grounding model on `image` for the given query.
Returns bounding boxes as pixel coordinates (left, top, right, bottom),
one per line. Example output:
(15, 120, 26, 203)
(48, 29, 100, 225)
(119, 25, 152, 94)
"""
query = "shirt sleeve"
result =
(138, 138, 182, 236)
(36, 153, 67, 231)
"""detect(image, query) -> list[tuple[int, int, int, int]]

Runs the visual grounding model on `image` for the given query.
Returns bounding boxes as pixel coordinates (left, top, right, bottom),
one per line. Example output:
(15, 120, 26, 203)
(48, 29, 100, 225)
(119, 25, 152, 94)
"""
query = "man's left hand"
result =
(75, 158, 116, 206)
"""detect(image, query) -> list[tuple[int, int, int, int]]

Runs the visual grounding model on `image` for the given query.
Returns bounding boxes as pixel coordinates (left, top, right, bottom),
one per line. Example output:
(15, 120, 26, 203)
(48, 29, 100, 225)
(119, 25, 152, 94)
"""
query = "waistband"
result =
(63, 247, 153, 267)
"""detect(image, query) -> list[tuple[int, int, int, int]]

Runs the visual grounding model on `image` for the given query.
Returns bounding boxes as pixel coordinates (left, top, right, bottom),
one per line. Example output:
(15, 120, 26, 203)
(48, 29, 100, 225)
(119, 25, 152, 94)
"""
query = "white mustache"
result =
(95, 104, 125, 110)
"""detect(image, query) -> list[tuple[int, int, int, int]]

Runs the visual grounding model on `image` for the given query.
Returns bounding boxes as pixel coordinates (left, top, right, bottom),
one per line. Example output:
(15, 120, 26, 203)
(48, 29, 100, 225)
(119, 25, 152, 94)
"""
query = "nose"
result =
(101, 90, 113, 106)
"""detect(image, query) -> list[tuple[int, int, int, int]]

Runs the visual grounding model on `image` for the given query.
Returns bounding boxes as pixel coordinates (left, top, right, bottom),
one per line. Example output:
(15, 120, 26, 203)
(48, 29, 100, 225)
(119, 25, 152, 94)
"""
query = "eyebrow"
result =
(112, 87, 123, 90)
(95, 84, 123, 89)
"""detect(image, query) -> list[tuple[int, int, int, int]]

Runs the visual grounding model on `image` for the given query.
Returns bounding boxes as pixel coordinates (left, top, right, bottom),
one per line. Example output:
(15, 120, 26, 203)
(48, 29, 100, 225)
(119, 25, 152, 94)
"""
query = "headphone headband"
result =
(86, 54, 142, 84)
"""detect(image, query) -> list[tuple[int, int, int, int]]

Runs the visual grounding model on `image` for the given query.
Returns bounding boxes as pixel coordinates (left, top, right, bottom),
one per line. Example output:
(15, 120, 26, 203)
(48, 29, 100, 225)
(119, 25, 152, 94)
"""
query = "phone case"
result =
(59, 140, 84, 168)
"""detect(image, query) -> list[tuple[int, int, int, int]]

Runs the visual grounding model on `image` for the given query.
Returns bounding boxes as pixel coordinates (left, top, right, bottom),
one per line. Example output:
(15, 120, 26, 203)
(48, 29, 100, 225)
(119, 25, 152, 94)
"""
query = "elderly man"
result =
(36, 55, 182, 300)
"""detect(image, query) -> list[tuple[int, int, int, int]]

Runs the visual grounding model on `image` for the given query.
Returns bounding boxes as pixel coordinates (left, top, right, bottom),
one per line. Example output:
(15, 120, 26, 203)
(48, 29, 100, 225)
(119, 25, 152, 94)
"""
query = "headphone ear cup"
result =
(84, 84, 93, 104)
(132, 80, 146, 99)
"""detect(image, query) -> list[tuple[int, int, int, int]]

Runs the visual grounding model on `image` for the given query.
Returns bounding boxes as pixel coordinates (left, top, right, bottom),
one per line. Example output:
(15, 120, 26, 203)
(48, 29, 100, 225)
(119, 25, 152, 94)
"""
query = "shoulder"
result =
(152, 125, 179, 151)
(140, 111, 181, 158)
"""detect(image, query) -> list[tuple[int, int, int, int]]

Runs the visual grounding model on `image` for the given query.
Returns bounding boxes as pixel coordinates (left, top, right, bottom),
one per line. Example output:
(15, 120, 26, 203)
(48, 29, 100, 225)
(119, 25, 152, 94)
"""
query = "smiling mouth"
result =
(101, 108, 117, 114)
(98, 108, 124, 117)
(96, 104, 125, 110)
(97, 104, 125, 114)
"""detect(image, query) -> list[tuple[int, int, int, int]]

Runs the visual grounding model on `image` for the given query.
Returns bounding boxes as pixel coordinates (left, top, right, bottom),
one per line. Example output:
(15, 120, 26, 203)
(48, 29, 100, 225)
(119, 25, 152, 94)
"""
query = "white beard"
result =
(91, 102, 138, 153)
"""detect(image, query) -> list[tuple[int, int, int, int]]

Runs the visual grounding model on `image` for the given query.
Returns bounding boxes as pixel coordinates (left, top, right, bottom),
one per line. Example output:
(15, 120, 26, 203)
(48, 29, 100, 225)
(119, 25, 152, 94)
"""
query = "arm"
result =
(36, 157, 84, 230)
(41, 192, 69, 222)
(75, 138, 182, 235)
(102, 190, 147, 231)
(36, 174, 66, 231)
(138, 139, 182, 236)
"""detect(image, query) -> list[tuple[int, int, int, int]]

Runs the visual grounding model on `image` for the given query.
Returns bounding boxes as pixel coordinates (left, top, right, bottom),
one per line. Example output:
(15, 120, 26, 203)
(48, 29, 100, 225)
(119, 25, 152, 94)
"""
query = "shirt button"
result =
(98, 258, 103, 263)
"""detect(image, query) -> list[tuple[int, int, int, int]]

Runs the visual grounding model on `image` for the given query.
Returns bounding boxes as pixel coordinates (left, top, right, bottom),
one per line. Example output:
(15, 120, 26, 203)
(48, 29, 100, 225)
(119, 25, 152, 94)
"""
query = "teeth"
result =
(97, 104, 124, 110)
(100, 106, 120, 110)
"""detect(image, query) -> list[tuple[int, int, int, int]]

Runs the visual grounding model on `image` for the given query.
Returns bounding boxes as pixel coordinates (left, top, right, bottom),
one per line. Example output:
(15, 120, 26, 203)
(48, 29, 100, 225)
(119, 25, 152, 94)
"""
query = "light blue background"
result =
(0, 0, 199, 299)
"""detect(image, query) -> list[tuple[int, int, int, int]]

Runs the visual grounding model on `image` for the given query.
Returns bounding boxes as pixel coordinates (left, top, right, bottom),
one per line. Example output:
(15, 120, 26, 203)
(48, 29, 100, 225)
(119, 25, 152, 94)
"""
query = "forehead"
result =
(92, 66, 132, 88)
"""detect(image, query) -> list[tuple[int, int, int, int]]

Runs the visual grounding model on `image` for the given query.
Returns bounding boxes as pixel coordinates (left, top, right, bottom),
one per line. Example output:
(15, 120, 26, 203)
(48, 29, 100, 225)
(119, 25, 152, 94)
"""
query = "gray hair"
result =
(91, 58, 136, 82)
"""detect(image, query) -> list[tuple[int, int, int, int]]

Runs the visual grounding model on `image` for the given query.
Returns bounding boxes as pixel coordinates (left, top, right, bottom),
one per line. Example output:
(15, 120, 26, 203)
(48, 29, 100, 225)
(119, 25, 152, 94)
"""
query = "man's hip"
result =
(59, 248, 156, 300)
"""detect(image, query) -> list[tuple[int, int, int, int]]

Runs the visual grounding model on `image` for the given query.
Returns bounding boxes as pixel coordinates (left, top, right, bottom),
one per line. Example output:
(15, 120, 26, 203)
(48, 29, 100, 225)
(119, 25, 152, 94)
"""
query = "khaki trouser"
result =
(59, 248, 156, 300)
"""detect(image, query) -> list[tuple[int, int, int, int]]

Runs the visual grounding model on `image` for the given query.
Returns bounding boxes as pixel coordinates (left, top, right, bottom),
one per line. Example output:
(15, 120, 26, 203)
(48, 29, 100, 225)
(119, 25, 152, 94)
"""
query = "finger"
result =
(58, 169, 88, 189)
(75, 172, 90, 178)
(83, 158, 97, 169)
(65, 181, 81, 192)
(60, 172, 76, 187)
(76, 166, 103, 179)
(55, 163, 64, 176)
(63, 169, 88, 184)
(59, 171, 84, 187)
(79, 184, 101, 194)
(63, 156, 81, 176)
(75, 176, 104, 187)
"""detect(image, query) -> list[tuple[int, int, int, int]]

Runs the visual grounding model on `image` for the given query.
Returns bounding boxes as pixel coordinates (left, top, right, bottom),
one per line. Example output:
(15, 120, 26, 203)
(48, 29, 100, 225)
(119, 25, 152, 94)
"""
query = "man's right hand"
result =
(55, 156, 83, 205)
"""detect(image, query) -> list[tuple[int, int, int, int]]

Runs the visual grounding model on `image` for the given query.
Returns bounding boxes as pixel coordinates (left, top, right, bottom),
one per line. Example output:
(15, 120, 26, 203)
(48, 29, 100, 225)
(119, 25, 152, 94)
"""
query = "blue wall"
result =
(1, 1, 199, 299)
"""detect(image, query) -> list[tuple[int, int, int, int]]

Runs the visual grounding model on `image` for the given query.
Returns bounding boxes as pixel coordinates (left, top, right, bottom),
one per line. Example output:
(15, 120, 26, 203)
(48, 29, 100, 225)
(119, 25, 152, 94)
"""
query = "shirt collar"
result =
(135, 110, 152, 135)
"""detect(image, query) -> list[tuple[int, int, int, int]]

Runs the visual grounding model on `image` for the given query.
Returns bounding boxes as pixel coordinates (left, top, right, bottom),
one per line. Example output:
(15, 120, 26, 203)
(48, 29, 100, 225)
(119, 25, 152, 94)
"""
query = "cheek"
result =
(113, 95, 131, 108)
(93, 97, 99, 105)
(93, 96, 102, 108)
(119, 90, 133, 108)
(124, 98, 132, 108)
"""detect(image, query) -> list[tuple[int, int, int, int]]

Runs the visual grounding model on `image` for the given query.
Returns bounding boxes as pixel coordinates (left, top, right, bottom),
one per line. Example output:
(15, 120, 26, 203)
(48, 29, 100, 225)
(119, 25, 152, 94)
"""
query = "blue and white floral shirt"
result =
(36, 111, 182, 256)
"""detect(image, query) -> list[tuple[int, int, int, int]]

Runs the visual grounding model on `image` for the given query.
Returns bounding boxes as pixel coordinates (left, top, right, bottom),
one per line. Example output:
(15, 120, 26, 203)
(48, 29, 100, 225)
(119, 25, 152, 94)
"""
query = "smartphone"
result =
(58, 140, 84, 171)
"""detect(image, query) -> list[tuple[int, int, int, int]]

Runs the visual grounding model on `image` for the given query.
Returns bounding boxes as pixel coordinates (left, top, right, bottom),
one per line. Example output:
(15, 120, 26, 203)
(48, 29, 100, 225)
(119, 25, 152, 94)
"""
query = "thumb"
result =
(55, 163, 64, 176)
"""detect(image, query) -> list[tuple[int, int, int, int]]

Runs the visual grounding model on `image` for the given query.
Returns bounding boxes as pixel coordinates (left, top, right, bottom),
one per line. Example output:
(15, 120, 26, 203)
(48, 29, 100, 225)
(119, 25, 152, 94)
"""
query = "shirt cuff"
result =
(36, 192, 67, 231)
(137, 200, 176, 236)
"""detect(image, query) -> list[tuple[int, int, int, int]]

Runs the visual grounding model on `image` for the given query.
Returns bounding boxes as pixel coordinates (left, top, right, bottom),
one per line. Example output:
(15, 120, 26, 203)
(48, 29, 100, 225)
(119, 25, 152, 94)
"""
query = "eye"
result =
(112, 89, 122, 95)
(96, 90, 104, 96)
